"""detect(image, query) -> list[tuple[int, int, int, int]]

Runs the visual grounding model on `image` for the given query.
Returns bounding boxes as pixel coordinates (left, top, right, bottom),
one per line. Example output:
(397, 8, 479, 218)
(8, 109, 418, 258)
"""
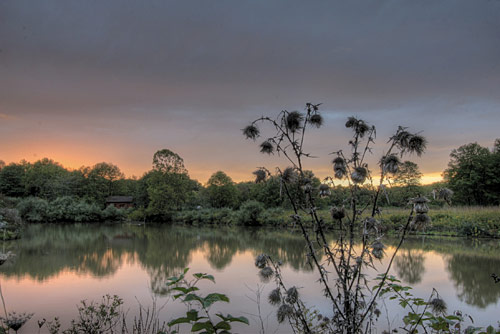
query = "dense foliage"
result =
(0, 140, 498, 226)
(444, 140, 500, 206)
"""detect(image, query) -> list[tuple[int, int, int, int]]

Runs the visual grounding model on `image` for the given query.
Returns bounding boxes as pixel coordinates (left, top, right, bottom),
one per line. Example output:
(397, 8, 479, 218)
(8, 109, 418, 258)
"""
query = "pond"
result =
(1, 224, 499, 333)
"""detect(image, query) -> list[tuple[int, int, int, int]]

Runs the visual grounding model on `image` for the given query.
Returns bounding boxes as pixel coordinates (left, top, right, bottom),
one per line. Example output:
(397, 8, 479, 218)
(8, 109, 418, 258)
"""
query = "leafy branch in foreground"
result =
(166, 268, 249, 334)
(243, 103, 429, 333)
(376, 275, 500, 334)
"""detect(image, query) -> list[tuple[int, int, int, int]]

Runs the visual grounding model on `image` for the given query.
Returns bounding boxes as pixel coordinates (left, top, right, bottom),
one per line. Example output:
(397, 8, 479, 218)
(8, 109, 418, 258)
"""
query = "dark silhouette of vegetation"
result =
(243, 103, 429, 333)
(444, 140, 500, 206)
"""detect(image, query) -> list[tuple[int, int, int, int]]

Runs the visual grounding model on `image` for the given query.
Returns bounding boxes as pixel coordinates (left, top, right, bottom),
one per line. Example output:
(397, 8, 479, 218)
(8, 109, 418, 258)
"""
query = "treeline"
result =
(0, 152, 431, 224)
(0, 139, 499, 224)
(443, 139, 500, 206)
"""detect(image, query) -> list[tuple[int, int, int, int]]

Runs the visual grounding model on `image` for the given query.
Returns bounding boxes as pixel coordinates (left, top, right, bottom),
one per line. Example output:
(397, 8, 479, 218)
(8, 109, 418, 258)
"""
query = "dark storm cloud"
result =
(1, 0, 499, 180)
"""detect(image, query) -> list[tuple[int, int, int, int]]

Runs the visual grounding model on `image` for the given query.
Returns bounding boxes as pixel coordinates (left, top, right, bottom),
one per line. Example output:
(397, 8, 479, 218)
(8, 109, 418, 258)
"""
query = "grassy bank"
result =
(172, 205, 500, 238)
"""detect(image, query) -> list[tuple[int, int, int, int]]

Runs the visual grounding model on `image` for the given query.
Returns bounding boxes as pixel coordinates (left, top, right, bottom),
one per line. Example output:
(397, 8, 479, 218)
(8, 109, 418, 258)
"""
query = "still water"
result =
(1, 224, 499, 333)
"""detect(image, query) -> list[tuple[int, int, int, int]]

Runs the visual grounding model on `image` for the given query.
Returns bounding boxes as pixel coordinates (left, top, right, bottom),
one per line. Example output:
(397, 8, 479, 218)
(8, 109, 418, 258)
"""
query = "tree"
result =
(393, 161, 423, 202)
(205, 171, 238, 208)
(443, 142, 491, 205)
(146, 150, 196, 217)
(0, 162, 27, 197)
(147, 171, 194, 215)
(86, 162, 124, 203)
(24, 158, 76, 200)
(152, 149, 187, 174)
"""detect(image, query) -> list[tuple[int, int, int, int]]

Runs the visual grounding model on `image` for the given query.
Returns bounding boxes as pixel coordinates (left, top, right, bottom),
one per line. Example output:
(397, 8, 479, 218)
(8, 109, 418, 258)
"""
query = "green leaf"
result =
(191, 321, 214, 332)
(172, 286, 200, 294)
(187, 310, 199, 322)
(184, 293, 203, 303)
(214, 321, 231, 330)
(202, 293, 230, 308)
(168, 317, 192, 326)
(216, 314, 249, 325)
(193, 273, 216, 283)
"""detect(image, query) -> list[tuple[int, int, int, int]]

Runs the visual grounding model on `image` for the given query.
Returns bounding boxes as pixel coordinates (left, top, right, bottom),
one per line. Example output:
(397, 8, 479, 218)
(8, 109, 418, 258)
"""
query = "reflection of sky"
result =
(2, 245, 499, 333)
(1, 1, 500, 183)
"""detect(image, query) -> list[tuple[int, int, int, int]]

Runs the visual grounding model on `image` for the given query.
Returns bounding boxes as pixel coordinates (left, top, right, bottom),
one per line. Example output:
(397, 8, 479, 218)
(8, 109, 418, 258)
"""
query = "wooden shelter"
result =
(106, 196, 134, 208)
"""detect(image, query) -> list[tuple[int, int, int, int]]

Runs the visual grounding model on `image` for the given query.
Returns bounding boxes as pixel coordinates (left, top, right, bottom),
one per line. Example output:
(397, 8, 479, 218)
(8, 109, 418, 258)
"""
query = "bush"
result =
(101, 205, 127, 222)
(128, 207, 146, 222)
(259, 207, 286, 226)
(48, 196, 79, 222)
(73, 201, 101, 223)
(237, 200, 265, 226)
(17, 197, 49, 223)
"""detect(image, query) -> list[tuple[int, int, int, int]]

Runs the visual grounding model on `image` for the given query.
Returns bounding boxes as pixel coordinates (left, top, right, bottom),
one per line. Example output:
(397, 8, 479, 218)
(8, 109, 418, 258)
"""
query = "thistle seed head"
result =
(371, 240, 385, 259)
(285, 286, 299, 304)
(332, 156, 345, 165)
(351, 167, 368, 184)
(411, 195, 429, 204)
(412, 213, 431, 230)
(438, 188, 454, 205)
(334, 169, 346, 179)
(268, 288, 282, 305)
(414, 202, 429, 214)
(277, 304, 294, 323)
(381, 154, 401, 174)
(319, 184, 331, 197)
(345, 117, 370, 137)
(408, 134, 427, 156)
(309, 114, 324, 128)
(332, 157, 347, 179)
(286, 111, 304, 133)
(243, 124, 260, 140)
(259, 266, 274, 282)
(255, 254, 268, 269)
(365, 217, 381, 230)
(330, 206, 345, 220)
(253, 169, 267, 183)
(430, 298, 447, 314)
(394, 130, 412, 148)
(282, 167, 297, 183)
(345, 116, 357, 128)
(301, 177, 312, 193)
(260, 141, 274, 154)
(412, 196, 430, 214)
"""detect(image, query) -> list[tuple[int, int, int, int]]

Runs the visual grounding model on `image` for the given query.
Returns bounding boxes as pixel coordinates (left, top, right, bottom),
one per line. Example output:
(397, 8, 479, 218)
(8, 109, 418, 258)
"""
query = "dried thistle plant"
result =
(244, 103, 428, 333)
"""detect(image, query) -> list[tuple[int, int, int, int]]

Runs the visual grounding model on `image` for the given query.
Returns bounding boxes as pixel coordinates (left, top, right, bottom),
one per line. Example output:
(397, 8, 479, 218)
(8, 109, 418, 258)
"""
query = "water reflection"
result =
(2, 224, 500, 309)
(447, 254, 500, 308)
(394, 249, 426, 284)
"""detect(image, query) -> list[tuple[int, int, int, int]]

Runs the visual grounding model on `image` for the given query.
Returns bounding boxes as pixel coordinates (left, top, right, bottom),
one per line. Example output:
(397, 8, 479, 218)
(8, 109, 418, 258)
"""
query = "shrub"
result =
(101, 205, 127, 222)
(237, 200, 265, 226)
(16, 197, 49, 223)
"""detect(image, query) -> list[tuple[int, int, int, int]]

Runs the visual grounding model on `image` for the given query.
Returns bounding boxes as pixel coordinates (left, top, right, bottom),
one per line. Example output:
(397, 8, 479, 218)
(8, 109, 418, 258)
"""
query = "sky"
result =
(1, 0, 499, 184)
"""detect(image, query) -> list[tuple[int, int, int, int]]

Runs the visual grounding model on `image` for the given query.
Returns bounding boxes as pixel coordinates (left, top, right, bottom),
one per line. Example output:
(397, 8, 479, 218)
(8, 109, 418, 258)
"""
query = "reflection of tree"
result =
(0, 224, 128, 280)
(446, 254, 500, 308)
(131, 227, 201, 295)
(204, 237, 239, 270)
(394, 249, 425, 284)
(9, 224, 500, 306)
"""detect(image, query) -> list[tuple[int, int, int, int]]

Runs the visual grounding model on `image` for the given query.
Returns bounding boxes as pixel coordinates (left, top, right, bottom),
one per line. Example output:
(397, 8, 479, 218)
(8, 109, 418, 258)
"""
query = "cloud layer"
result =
(1, 1, 499, 182)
